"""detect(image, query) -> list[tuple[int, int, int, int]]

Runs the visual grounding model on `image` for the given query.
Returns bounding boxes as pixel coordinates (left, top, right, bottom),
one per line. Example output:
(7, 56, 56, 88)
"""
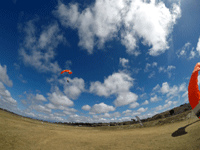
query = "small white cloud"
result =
(176, 42, 197, 60)
(154, 100, 174, 111)
(89, 102, 115, 114)
(119, 58, 129, 68)
(179, 83, 187, 92)
(148, 71, 155, 78)
(35, 94, 47, 101)
(158, 66, 176, 78)
(82, 105, 91, 111)
(150, 95, 161, 102)
(122, 109, 132, 114)
(137, 107, 148, 113)
(0, 82, 17, 105)
(196, 36, 200, 55)
(152, 84, 160, 91)
(31, 105, 51, 114)
(114, 92, 138, 107)
(142, 100, 149, 105)
(160, 82, 170, 94)
(129, 102, 140, 108)
(182, 91, 188, 98)
(0, 64, 13, 87)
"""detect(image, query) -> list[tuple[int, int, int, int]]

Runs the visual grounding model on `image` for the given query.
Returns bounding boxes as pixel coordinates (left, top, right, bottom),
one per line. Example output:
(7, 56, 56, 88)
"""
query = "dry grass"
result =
(0, 109, 200, 150)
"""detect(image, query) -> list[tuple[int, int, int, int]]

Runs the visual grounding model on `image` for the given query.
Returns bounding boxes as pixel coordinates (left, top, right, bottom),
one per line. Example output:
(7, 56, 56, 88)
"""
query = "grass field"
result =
(0, 109, 200, 150)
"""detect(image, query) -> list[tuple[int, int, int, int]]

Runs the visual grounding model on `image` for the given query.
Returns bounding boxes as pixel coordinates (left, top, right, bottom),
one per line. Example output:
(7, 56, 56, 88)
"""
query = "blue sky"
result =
(1, 0, 200, 123)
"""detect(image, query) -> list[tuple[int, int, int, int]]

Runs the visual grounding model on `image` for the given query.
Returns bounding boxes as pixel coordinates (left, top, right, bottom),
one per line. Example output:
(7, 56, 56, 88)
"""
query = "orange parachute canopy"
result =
(188, 63, 200, 119)
(61, 70, 72, 74)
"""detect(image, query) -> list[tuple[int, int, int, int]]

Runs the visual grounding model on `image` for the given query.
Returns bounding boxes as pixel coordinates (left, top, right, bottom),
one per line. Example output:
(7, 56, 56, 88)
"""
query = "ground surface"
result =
(0, 109, 200, 150)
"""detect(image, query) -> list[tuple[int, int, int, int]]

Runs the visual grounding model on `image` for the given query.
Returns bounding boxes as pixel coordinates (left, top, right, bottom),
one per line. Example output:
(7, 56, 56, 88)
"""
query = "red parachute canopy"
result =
(61, 70, 72, 74)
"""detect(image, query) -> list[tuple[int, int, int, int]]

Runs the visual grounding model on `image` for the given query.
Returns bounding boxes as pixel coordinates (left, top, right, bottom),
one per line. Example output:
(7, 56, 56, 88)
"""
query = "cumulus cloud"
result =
(150, 94, 161, 102)
(0, 64, 13, 87)
(119, 58, 129, 68)
(59, 77, 85, 100)
(137, 107, 148, 113)
(153, 81, 187, 102)
(89, 72, 134, 97)
(0, 82, 17, 105)
(47, 91, 74, 107)
(160, 82, 170, 94)
(122, 109, 132, 114)
(54, 0, 181, 56)
(129, 102, 140, 108)
(114, 92, 138, 107)
(89, 102, 115, 114)
(30, 105, 51, 114)
(18, 19, 65, 73)
(35, 94, 47, 101)
(82, 105, 91, 111)
(142, 100, 149, 105)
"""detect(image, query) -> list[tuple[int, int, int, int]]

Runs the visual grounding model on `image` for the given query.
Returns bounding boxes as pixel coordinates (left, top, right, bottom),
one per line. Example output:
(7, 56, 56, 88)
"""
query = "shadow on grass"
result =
(171, 120, 200, 137)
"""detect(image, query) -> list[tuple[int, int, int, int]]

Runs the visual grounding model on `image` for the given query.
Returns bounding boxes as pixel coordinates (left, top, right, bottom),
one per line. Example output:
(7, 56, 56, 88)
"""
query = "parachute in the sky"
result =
(61, 70, 72, 74)
(135, 116, 143, 126)
(61, 70, 72, 82)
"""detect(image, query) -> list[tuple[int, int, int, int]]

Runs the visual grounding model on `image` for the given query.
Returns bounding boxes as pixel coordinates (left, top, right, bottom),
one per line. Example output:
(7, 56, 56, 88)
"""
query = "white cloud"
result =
(196, 36, 200, 55)
(123, 0, 181, 56)
(18, 19, 65, 73)
(176, 42, 198, 60)
(179, 82, 187, 92)
(182, 91, 188, 98)
(47, 91, 74, 107)
(154, 100, 177, 111)
(129, 102, 140, 108)
(148, 71, 155, 78)
(59, 77, 85, 100)
(119, 58, 129, 68)
(54, 0, 181, 56)
(89, 72, 134, 97)
(122, 109, 132, 114)
(142, 100, 149, 105)
(31, 105, 51, 114)
(35, 94, 47, 101)
(144, 63, 151, 72)
(82, 105, 91, 111)
(0, 64, 13, 87)
(140, 93, 147, 99)
(152, 84, 160, 91)
(158, 65, 176, 78)
(160, 82, 170, 94)
(114, 92, 138, 107)
(89, 102, 115, 114)
(0, 82, 17, 105)
(137, 107, 148, 113)
(150, 94, 161, 102)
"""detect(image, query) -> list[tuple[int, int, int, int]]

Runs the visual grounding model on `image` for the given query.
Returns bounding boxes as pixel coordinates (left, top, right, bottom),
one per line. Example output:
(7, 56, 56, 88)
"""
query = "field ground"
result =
(0, 109, 200, 150)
